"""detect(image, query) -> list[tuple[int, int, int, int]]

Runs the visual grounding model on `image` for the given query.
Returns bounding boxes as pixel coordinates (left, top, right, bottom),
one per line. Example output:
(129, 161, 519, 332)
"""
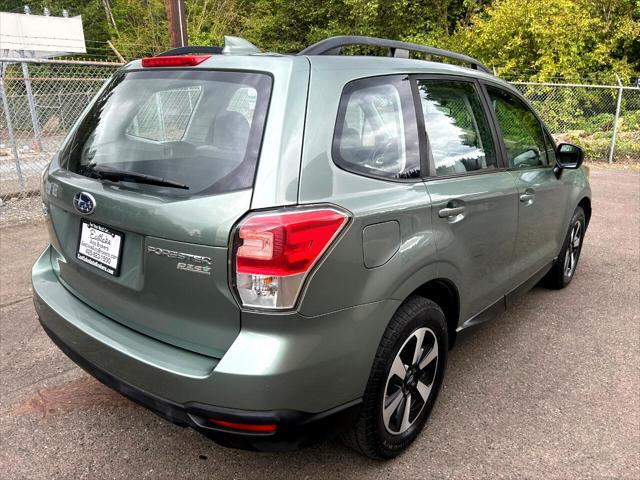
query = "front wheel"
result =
(342, 296, 447, 459)
(544, 206, 586, 289)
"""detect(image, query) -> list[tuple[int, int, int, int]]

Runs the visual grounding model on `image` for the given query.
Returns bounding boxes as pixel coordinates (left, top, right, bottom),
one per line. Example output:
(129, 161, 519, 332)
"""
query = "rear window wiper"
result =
(87, 165, 189, 190)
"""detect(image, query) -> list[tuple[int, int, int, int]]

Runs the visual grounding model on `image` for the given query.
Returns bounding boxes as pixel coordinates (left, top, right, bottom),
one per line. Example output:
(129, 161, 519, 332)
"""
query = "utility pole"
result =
(165, 0, 188, 48)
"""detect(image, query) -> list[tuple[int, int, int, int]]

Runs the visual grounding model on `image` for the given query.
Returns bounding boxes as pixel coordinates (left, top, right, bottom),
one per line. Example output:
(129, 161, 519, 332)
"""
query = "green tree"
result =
(108, 0, 250, 58)
(186, 0, 249, 46)
(242, 0, 487, 53)
(1, 0, 637, 81)
(448, 0, 640, 82)
(109, 0, 168, 58)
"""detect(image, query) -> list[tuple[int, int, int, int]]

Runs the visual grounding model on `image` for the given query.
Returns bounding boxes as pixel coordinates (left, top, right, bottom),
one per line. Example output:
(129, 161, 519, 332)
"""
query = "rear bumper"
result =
(33, 245, 397, 450)
(40, 318, 360, 450)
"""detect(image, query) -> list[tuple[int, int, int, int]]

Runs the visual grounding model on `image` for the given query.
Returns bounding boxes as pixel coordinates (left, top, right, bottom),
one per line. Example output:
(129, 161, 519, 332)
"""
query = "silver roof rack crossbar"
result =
(298, 36, 490, 73)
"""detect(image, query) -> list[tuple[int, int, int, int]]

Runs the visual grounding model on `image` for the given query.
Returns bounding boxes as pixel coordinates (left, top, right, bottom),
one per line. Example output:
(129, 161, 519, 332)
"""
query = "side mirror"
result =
(556, 143, 584, 170)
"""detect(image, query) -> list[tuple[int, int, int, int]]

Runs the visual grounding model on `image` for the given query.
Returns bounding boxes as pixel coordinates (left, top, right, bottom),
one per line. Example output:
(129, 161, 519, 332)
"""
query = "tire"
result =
(543, 206, 586, 289)
(342, 296, 448, 459)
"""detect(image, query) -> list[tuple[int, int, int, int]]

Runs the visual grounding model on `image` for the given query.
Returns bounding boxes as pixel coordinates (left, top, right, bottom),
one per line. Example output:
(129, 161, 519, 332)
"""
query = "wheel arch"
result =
(410, 278, 460, 349)
(578, 196, 592, 227)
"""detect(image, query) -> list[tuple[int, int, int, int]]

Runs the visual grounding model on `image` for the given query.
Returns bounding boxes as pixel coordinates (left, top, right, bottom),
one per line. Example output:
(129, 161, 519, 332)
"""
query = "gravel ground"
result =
(0, 167, 638, 479)
(0, 196, 44, 229)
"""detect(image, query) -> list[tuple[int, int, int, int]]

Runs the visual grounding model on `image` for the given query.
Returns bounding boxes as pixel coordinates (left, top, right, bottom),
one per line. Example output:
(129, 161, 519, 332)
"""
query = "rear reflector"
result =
(141, 55, 211, 68)
(232, 207, 350, 310)
(207, 418, 277, 433)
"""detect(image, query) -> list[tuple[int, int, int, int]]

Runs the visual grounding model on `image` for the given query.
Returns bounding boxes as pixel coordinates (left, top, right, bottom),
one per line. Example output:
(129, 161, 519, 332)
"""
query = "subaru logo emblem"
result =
(73, 192, 96, 215)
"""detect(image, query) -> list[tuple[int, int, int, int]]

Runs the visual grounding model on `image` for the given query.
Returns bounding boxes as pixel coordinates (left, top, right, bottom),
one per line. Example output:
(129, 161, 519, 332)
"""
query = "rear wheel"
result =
(342, 296, 447, 459)
(544, 206, 586, 289)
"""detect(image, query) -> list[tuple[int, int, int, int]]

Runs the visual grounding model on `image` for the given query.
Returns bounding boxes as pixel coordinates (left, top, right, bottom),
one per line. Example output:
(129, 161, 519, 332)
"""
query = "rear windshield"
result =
(60, 69, 272, 196)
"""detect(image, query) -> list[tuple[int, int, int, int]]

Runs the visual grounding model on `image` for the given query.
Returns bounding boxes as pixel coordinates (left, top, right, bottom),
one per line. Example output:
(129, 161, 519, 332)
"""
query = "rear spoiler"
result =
(156, 36, 260, 57)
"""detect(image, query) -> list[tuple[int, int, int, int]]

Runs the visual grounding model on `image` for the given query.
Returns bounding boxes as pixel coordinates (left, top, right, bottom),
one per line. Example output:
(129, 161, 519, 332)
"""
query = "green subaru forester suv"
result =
(33, 36, 591, 459)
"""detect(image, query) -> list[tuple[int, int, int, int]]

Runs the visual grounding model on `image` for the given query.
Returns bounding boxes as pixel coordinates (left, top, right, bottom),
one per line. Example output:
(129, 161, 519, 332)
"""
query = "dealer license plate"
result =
(76, 220, 124, 276)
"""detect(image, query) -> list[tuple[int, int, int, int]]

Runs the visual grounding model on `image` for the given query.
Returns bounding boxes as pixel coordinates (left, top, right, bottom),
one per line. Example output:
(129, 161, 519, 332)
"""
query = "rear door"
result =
(417, 77, 518, 323)
(483, 84, 569, 287)
(44, 67, 273, 358)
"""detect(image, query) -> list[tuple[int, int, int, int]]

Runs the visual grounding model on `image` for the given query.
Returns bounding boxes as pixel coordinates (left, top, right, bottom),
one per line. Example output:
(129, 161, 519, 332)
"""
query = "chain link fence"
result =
(1, 57, 639, 225)
(511, 80, 640, 163)
(0, 59, 121, 189)
(0, 58, 122, 224)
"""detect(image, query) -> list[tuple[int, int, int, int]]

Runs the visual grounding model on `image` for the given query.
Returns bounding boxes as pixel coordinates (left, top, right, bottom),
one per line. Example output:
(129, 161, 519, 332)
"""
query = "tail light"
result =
(231, 207, 350, 310)
(141, 55, 211, 67)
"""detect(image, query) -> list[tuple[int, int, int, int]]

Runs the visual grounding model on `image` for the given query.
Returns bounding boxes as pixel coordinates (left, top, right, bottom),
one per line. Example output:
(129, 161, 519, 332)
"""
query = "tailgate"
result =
(45, 178, 250, 358)
(40, 66, 275, 357)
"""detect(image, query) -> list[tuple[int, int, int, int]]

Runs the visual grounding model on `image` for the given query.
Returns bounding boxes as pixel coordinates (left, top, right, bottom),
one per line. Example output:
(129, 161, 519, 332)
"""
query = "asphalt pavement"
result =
(1, 166, 638, 479)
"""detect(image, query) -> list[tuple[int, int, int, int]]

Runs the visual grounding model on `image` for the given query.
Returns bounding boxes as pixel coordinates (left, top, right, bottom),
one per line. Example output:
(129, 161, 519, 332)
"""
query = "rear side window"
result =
(417, 80, 497, 177)
(333, 76, 420, 180)
(61, 70, 272, 197)
(486, 86, 548, 169)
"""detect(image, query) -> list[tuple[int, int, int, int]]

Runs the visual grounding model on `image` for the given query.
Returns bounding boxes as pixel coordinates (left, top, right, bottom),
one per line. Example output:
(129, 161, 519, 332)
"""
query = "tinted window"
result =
(417, 80, 497, 176)
(62, 70, 271, 197)
(333, 76, 420, 180)
(487, 86, 547, 168)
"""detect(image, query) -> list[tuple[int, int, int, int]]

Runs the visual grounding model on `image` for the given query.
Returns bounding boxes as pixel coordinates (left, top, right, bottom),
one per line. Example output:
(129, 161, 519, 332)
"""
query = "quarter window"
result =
(333, 76, 420, 180)
(487, 86, 548, 168)
(417, 80, 498, 176)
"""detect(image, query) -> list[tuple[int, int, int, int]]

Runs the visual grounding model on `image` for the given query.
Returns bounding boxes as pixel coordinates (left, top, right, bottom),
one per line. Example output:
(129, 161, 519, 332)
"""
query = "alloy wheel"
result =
(382, 327, 439, 435)
(564, 220, 582, 278)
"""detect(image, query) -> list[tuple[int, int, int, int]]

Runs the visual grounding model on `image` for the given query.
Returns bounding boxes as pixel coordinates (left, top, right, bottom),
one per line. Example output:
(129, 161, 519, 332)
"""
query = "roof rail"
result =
(298, 36, 490, 73)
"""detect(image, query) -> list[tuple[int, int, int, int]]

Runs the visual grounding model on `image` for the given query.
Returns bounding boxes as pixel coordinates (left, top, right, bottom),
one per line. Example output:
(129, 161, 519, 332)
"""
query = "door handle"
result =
(438, 206, 466, 218)
(519, 189, 536, 204)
